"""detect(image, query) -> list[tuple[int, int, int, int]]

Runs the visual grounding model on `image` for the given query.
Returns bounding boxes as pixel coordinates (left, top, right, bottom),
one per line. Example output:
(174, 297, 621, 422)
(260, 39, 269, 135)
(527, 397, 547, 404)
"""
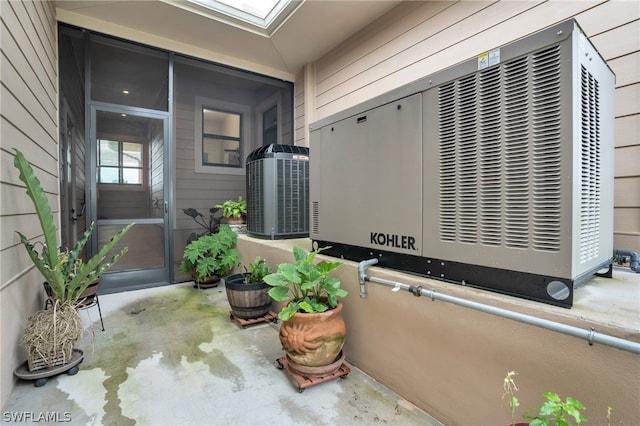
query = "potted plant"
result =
(13, 148, 132, 372)
(225, 257, 273, 320)
(264, 246, 348, 377)
(182, 206, 224, 244)
(525, 392, 587, 426)
(179, 224, 240, 289)
(503, 371, 588, 426)
(216, 196, 247, 225)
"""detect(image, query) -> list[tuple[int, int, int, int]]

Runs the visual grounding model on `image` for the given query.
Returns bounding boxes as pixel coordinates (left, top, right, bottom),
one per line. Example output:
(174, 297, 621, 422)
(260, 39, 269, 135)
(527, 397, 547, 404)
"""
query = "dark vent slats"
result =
(438, 45, 563, 253)
(532, 46, 562, 252)
(276, 159, 309, 234)
(504, 57, 530, 249)
(311, 201, 320, 235)
(479, 67, 502, 246)
(246, 144, 309, 238)
(439, 82, 457, 242)
(457, 75, 479, 244)
(579, 66, 601, 263)
(246, 160, 264, 233)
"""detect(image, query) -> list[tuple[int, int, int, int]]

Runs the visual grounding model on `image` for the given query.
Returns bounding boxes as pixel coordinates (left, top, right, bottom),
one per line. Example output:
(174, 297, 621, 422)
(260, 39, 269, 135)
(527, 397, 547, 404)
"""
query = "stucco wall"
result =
(236, 236, 639, 425)
(304, 0, 640, 254)
(0, 0, 58, 408)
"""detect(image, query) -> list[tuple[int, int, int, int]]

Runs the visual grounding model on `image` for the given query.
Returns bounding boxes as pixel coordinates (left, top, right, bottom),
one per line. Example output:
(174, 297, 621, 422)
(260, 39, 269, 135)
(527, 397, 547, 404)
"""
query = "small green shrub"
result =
(264, 246, 347, 321)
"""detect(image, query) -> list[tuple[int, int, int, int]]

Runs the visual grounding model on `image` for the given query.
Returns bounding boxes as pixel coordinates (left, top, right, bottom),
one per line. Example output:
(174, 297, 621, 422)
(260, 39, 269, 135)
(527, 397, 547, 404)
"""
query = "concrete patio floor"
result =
(3, 282, 442, 426)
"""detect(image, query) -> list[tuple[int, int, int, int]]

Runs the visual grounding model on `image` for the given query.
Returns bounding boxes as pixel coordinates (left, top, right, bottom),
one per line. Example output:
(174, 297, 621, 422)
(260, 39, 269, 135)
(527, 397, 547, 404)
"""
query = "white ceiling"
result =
(55, 0, 402, 80)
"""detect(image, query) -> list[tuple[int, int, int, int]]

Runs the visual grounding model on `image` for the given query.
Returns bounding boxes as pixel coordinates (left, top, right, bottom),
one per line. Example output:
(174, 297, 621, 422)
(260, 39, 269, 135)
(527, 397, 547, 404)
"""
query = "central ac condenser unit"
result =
(246, 144, 310, 239)
(309, 20, 615, 308)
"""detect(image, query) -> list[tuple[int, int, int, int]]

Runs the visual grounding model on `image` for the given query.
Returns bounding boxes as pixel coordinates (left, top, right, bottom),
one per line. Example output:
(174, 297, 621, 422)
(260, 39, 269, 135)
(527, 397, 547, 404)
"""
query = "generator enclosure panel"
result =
(246, 144, 310, 239)
(309, 20, 615, 307)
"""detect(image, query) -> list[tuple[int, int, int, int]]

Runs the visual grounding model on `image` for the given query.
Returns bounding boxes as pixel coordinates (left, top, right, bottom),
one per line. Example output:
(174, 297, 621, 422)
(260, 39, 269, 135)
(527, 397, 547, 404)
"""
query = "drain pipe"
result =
(615, 249, 640, 273)
(357, 259, 640, 354)
(358, 258, 379, 298)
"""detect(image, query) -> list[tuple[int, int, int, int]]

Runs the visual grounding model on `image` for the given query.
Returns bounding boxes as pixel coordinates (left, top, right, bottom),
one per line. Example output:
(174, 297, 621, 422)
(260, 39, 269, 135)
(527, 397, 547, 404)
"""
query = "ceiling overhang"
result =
(55, 0, 402, 81)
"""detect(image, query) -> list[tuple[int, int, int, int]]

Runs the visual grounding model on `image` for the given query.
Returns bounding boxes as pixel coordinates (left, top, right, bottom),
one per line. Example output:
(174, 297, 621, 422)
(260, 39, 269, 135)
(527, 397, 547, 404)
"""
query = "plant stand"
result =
(275, 356, 350, 393)
(229, 310, 278, 328)
(14, 349, 84, 387)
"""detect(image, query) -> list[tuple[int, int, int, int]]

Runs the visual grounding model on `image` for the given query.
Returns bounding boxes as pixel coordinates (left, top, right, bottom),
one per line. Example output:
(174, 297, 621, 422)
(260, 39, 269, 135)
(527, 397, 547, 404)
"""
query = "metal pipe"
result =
(615, 249, 640, 273)
(358, 260, 640, 354)
(358, 258, 379, 298)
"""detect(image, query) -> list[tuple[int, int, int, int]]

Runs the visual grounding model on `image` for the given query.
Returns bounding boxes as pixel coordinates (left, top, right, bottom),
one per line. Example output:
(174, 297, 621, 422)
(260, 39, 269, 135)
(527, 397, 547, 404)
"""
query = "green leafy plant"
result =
(216, 196, 247, 219)
(180, 224, 240, 282)
(264, 246, 347, 321)
(525, 392, 586, 426)
(13, 148, 132, 306)
(243, 256, 271, 284)
(503, 371, 520, 426)
(182, 206, 223, 241)
(503, 371, 588, 426)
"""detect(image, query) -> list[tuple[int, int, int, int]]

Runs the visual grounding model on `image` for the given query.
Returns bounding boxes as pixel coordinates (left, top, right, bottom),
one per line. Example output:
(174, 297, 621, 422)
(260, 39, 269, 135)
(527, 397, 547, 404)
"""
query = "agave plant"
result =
(14, 148, 133, 306)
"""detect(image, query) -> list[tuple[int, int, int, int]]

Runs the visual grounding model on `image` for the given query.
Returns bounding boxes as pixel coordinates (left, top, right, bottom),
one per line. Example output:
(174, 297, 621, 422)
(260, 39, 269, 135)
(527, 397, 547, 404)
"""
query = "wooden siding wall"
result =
(294, 70, 306, 146)
(0, 0, 58, 408)
(305, 0, 640, 253)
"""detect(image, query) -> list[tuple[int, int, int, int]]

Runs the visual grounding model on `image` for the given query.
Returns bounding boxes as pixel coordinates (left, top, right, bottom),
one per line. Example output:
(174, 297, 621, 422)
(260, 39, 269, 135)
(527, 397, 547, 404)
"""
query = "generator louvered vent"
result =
(246, 144, 310, 239)
(438, 45, 563, 252)
(579, 66, 602, 263)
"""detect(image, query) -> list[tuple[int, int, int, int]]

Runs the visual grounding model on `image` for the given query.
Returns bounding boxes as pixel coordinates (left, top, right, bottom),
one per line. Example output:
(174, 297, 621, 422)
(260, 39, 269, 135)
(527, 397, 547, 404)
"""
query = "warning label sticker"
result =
(478, 48, 501, 70)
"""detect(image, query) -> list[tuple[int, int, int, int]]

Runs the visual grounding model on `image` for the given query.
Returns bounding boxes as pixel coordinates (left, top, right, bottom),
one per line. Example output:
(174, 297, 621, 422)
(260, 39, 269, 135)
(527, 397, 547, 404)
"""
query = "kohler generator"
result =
(309, 19, 615, 308)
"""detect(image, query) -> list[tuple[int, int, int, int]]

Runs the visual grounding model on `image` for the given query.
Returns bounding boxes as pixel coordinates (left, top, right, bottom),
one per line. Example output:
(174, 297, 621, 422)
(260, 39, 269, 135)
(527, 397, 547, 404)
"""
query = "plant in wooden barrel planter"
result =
(264, 246, 347, 377)
(225, 257, 272, 320)
(13, 149, 132, 372)
(180, 224, 240, 289)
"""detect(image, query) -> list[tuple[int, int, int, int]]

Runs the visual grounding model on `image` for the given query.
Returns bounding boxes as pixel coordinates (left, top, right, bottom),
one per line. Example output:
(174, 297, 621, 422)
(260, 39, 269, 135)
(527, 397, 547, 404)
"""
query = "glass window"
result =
(262, 105, 277, 145)
(98, 140, 144, 184)
(202, 107, 242, 167)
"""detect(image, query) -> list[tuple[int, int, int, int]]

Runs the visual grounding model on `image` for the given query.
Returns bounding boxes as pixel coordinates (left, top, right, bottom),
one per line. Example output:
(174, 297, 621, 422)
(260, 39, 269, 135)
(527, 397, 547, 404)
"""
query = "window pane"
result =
(203, 108, 240, 138)
(99, 167, 119, 183)
(122, 142, 143, 167)
(263, 105, 277, 145)
(122, 168, 142, 184)
(203, 137, 240, 166)
(99, 140, 119, 166)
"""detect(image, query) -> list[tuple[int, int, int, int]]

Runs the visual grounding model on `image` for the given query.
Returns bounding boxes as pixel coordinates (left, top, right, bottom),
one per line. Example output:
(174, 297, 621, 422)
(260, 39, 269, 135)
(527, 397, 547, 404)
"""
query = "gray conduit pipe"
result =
(615, 249, 640, 273)
(358, 259, 640, 355)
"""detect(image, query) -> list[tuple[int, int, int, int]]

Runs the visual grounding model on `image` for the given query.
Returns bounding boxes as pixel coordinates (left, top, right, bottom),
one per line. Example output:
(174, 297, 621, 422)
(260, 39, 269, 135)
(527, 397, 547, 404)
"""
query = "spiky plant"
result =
(13, 148, 133, 306)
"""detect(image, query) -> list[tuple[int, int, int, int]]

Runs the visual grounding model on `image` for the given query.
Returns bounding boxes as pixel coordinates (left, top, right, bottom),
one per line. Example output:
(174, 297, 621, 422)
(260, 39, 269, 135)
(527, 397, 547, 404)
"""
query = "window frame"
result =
(194, 96, 251, 175)
(97, 139, 145, 186)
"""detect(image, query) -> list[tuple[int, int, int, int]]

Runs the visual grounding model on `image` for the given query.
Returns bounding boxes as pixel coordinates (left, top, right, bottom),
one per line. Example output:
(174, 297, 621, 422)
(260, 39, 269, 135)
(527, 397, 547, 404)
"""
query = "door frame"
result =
(87, 101, 173, 293)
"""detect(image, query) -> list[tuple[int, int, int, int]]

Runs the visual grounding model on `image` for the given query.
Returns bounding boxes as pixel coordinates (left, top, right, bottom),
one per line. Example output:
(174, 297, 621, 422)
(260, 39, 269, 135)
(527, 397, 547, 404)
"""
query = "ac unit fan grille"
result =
(438, 45, 563, 252)
(247, 160, 264, 233)
(247, 153, 309, 238)
(276, 158, 309, 234)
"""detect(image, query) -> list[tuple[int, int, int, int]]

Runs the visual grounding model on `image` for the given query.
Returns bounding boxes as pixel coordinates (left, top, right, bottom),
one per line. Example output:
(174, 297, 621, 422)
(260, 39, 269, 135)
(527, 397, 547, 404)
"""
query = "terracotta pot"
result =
(225, 273, 272, 319)
(225, 217, 245, 225)
(279, 301, 346, 375)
